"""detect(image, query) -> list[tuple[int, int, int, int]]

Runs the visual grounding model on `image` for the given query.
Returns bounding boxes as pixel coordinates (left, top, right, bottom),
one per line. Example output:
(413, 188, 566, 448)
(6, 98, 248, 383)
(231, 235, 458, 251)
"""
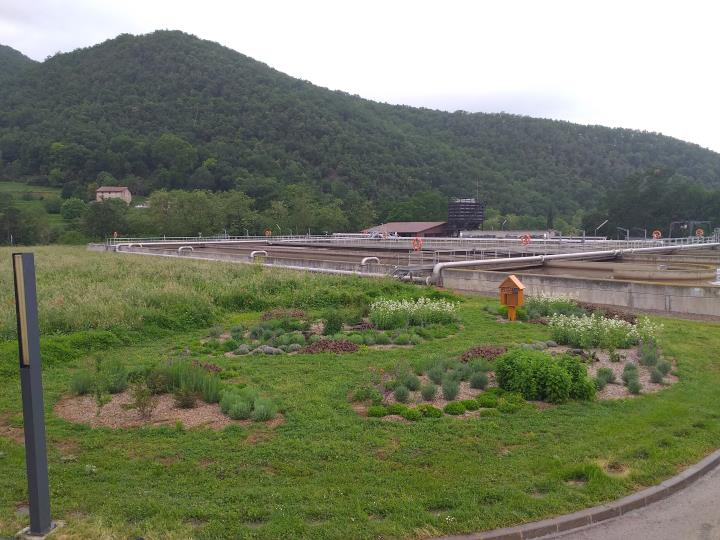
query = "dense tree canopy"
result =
(0, 30, 719, 242)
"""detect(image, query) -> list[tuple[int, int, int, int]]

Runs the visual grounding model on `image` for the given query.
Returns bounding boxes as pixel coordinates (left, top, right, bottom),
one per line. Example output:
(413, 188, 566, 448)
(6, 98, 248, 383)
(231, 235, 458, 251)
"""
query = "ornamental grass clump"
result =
(369, 298, 458, 329)
(525, 295, 584, 319)
(549, 313, 662, 349)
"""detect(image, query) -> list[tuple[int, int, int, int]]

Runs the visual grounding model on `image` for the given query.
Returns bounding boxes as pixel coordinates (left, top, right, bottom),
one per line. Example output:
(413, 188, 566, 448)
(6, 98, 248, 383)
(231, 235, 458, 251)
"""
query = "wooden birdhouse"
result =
(499, 275, 525, 321)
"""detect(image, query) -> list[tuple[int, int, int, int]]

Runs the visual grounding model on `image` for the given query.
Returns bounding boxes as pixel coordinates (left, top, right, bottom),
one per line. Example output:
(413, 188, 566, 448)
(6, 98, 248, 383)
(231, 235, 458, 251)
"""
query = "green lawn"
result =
(0, 247, 719, 539)
(0, 180, 64, 226)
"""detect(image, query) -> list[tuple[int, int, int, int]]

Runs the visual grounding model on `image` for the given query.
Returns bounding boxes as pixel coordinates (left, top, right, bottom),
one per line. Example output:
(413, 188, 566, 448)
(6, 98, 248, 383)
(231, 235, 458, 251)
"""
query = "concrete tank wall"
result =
(442, 268, 720, 317)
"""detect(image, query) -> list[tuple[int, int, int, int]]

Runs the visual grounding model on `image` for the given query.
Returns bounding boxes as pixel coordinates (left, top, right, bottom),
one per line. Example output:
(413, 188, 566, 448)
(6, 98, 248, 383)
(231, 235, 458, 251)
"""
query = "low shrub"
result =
(251, 397, 278, 421)
(228, 400, 253, 420)
(461, 399, 480, 411)
(608, 349, 622, 363)
(70, 370, 95, 395)
(597, 367, 616, 385)
(322, 310, 344, 335)
(420, 383, 436, 401)
(479, 408, 500, 417)
(387, 403, 408, 415)
(409, 334, 424, 345)
(363, 334, 376, 346)
(475, 393, 499, 408)
(657, 359, 672, 376)
(104, 359, 128, 394)
(442, 379, 460, 401)
(525, 295, 584, 318)
(129, 381, 156, 419)
(622, 363, 639, 384)
(147, 367, 172, 394)
(393, 334, 411, 345)
(367, 405, 388, 418)
(417, 404, 443, 418)
(174, 386, 197, 409)
(347, 334, 365, 345)
(650, 368, 664, 384)
(627, 379, 642, 394)
(394, 385, 410, 403)
(639, 339, 660, 367)
(549, 313, 662, 349)
(468, 358, 492, 373)
(374, 332, 391, 345)
(402, 373, 421, 391)
(444, 401, 466, 415)
(427, 366, 444, 385)
(401, 408, 422, 421)
(497, 394, 525, 413)
(369, 297, 458, 329)
(352, 385, 383, 404)
(495, 349, 594, 404)
(470, 372, 489, 390)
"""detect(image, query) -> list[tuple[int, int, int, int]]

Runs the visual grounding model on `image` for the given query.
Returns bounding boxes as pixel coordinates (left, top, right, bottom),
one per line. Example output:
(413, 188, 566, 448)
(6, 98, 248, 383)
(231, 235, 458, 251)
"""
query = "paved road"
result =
(551, 463, 720, 540)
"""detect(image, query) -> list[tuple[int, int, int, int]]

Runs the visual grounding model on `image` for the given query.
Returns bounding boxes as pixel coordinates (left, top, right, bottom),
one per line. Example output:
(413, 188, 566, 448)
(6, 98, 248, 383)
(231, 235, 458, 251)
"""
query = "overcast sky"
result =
(1, 0, 719, 152)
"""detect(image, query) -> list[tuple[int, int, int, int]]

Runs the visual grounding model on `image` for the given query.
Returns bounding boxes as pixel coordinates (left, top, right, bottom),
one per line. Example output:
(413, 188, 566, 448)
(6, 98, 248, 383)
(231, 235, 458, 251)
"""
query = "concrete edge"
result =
(435, 448, 720, 540)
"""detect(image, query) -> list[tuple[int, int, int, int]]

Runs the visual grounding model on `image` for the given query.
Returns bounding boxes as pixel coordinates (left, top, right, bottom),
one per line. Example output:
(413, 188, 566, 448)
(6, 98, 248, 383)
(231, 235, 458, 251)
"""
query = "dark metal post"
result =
(12, 253, 53, 535)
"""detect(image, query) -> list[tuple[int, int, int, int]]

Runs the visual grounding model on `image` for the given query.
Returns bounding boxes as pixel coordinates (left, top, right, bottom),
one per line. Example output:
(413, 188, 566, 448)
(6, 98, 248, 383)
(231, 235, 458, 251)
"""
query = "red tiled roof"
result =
(96, 186, 129, 192)
(363, 221, 447, 234)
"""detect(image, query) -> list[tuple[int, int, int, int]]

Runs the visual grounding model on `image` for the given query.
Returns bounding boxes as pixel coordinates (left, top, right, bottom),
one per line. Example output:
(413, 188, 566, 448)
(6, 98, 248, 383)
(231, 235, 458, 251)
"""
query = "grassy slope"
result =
(0, 248, 719, 539)
(0, 181, 64, 225)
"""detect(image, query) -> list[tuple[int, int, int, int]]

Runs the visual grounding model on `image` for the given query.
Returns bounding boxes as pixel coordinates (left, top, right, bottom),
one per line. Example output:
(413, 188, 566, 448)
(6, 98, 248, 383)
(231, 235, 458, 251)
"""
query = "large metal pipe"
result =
(427, 242, 720, 285)
(361, 256, 380, 265)
(250, 250, 268, 259)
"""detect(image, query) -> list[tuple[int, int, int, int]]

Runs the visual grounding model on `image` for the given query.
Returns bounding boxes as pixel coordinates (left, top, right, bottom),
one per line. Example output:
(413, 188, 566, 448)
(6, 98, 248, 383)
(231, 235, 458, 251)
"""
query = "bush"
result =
(427, 366, 444, 385)
(444, 401, 466, 415)
(469, 358, 492, 373)
(442, 379, 460, 401)
(461, 399, 480, 411)
(495, 349, 594, 404)
(228, 400, 253, 420)
(104, 359, 128, 394)
(475, 393, 499, 408)
(369, 297, 458, 329)
(347, 334, 365, 345)
(147, 367, 171, 394)
(549, 313, 662, 349)
(70, 370, 95, 395)
(657, 359, 672, 376)
(639, 339, 660, 367)
(129, 381, 156, 419)
(417, 404, 443, 418)
(479, 408, 500, 417)
(352, 385, 383, 404)
(174, 386, 197, 409)
(497, 394, 525, 413)
(367, 405, 388, 418)
(409, 334, 423, 345)
(394, 385, 410, 403)
(251, 397, 277, 421)
(323, 310, 344, 335)
(387, 403, 408, 415)
(470, 372, 489, 390)
(627, 379, 642, 394)
(597, 367, 616, 385)
(622, 363, 639, 384)
(650, 368, 664, 384)
(393, 334, 411, 345)
(420, 384, 436, 401)
(363, 334, 376, 346)
(402, 373, 421, 391)
(401, 408, 422, 421)
(375, 332, 391, 345)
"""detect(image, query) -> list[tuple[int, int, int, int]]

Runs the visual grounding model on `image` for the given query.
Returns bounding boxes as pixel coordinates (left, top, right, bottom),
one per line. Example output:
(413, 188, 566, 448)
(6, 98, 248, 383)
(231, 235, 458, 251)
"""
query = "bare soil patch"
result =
(55, 391, 253, 430)
(0, 413, 24, 444)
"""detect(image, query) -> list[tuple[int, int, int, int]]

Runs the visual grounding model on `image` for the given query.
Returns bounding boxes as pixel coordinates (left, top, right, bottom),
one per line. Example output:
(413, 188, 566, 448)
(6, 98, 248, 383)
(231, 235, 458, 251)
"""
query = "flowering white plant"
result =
(548, 313, 662, 349)
(369, 297, 458, 329)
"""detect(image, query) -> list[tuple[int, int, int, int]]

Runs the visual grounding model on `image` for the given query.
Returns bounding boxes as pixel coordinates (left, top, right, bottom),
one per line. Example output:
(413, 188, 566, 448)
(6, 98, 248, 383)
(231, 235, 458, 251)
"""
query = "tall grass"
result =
(0, 246, 445, 341)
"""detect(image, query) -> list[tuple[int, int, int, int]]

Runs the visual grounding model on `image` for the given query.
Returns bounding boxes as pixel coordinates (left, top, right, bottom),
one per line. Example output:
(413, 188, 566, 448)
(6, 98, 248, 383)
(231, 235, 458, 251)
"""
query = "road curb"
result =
(436, 448, 720, 540)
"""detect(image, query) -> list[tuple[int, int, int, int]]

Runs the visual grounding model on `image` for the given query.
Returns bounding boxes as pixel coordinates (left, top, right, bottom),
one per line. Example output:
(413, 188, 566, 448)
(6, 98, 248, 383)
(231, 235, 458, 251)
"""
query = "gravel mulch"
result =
(54, 391, 244, 430)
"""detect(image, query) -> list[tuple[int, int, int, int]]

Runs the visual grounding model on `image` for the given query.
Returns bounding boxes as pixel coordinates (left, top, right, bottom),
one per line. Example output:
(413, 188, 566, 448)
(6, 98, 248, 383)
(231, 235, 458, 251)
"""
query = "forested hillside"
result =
(1, 30, 719, 242)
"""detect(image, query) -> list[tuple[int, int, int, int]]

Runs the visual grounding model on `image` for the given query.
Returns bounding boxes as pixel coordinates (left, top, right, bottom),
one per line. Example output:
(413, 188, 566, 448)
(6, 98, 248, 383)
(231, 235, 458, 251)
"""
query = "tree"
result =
(61, 198, 88, 220)
(84, 199, 128, 239)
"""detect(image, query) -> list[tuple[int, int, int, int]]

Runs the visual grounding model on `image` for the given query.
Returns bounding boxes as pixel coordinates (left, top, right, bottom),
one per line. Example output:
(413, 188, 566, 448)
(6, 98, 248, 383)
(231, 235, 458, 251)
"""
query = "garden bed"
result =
(55, 392, 244, 430)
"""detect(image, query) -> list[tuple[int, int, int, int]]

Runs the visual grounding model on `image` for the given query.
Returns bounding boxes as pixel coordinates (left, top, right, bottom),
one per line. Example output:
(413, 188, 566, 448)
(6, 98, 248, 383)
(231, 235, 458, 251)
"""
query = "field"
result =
(0, 180, 64, 226)
(1, 247, 719, 539)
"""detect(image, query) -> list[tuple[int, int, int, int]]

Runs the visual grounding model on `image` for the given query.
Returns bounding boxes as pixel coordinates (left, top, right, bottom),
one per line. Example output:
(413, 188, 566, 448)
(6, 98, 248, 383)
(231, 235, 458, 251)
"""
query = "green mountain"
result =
(1, 30, 719, 227)
(0, 44, 36, 83)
